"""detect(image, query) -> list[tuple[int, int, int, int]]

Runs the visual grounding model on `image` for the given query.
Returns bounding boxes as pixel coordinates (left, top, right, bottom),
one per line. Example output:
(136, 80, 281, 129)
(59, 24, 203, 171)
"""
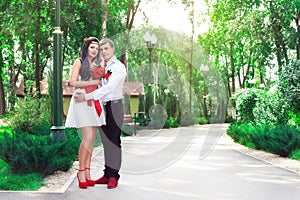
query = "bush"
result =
(228, 123, 300, 157)
(9, 95, 51, 135)
(231, 88, 261, 123)
(198, 117, 208, 125)
(163, 117, 180, 128)
(227, 123, 256, 148)
(252, 125, 300, 157)
(278, 60, 300, 113)
(0, 128, 80, 175)
(289, 111, 300, 127)
(253, 91, 289, 126)
(290, 149, 300, 160)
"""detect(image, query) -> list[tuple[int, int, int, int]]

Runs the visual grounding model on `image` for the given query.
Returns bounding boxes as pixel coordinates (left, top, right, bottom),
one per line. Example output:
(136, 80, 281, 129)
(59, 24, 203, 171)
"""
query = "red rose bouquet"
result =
(91, 66, 112, 80)
(85, 66, 112, 117)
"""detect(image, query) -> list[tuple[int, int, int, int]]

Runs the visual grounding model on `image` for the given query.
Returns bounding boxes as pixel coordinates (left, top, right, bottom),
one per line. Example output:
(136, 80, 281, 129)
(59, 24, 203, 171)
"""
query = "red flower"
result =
(83, 37, 89, 43)
(91, 66, 112, 80)
(105, 70, 112, 79)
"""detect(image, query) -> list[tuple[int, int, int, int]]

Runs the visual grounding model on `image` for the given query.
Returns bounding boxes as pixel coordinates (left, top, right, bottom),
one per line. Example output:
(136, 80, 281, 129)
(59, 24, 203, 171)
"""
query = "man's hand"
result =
(74, 92, 86, 103)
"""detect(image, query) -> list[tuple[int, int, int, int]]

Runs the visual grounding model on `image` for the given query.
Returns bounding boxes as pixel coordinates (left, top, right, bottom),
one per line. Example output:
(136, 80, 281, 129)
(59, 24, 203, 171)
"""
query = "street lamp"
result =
(164, 89, 170, 118)
(143, 31, 157, 126)
(51, 0, 66, 142)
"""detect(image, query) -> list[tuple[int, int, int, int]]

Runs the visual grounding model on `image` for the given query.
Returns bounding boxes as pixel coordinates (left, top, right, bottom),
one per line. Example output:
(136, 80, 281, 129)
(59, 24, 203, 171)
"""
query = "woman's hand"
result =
(74, 93, 86, 103)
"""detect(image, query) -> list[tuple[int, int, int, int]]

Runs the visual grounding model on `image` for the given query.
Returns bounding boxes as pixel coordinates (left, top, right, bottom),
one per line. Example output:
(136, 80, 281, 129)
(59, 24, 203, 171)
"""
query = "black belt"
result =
(103, 99, 122, 106)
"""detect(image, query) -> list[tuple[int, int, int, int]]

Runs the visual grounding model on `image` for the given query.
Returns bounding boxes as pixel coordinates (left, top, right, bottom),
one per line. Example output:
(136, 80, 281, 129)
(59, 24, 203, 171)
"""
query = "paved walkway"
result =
(2, 124, 300, 200)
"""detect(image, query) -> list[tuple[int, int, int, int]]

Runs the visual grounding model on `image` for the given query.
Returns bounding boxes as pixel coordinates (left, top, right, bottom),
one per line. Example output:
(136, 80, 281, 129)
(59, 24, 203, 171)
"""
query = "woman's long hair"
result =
(79, 37, 101, 80)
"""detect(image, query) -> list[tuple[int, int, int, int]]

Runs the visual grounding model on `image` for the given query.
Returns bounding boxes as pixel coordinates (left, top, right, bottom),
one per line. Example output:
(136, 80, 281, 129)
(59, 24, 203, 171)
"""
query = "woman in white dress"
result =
(65, 37, 106, 189)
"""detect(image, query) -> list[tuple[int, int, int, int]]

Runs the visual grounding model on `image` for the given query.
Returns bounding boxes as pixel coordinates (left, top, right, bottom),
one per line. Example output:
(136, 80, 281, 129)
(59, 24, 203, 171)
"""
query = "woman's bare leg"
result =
(80, 126, 96, 180)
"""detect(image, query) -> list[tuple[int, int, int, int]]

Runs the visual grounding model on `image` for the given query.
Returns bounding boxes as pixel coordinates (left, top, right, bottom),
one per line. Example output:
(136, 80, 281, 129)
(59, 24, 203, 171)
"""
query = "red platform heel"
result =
(85, 168, 96, 186)
(77, 169, 88, 189)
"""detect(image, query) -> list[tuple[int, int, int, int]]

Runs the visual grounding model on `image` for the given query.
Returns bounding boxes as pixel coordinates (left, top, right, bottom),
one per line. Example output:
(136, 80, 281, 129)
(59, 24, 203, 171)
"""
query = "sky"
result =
(134, 0, 210, 36)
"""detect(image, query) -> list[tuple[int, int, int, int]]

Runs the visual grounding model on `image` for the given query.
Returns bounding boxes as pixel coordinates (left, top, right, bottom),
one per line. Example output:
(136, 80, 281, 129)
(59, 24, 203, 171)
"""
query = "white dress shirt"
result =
(85, 55, 127, 102)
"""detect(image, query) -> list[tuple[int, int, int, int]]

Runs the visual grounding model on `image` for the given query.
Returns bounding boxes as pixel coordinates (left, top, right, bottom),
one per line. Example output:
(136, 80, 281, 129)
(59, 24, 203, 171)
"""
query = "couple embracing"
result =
(65, 37, 126, 189)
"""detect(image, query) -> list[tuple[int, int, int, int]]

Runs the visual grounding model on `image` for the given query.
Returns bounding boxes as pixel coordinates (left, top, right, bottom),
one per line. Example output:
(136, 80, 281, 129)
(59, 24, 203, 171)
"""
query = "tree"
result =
(278, 60, 300, 113)
(102, 0, 110, 39)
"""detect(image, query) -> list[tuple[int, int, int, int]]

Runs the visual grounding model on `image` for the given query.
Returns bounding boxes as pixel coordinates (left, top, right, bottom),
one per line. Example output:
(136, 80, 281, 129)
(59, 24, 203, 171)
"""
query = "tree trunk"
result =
(229, 41, 235, 93)
(101, 0, 110, 39)
(121, 0, 141, 81)
(269, 1, 288, 71)
(35, 0, 41, 97)
(0, 39, 5, 115)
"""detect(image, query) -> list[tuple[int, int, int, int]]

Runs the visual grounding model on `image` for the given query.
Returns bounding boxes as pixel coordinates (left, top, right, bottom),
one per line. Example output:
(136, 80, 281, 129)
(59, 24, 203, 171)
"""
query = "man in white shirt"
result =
(75, 38, 127, 189)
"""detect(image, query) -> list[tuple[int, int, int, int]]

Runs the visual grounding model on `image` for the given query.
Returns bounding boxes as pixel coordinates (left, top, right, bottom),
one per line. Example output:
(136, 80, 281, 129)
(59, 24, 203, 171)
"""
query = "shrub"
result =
(9, 95, 51, 135)
(198, 117, 208, 125)
(228, 123, 300, 157)
(252, 125, 300, 157)
(253, 91, 289, 126)
(163, 117, 180, 128)
(231, 88, 261, 123)
(278, 60, 300, 113)
(289, 111, 300, 127)
(227, 123, 256, 148)
(0, 128, 80, 175)
(290, 149, 300, 160)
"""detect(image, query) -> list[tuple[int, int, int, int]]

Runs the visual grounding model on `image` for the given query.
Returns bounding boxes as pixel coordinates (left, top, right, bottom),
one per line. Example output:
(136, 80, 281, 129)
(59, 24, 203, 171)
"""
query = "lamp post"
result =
(51, 0, 66, 142)
(143, 31, 157, 125)
(164, 89, 170, 118)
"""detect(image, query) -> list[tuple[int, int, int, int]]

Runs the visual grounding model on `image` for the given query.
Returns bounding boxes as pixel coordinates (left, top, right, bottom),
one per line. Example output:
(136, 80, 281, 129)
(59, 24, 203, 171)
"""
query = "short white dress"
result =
(65, 87, 106, 128)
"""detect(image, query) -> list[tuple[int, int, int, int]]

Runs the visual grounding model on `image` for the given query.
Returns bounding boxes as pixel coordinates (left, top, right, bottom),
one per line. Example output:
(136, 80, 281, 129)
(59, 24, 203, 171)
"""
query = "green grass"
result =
(290, 149, 300, 160)
(0, 159, 44, 191)
(0, 127, 44, 191)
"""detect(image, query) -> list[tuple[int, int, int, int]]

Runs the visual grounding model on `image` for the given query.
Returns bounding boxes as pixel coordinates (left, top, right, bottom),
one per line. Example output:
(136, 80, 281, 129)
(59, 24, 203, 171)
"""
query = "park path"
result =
(2, 124, 300, 200)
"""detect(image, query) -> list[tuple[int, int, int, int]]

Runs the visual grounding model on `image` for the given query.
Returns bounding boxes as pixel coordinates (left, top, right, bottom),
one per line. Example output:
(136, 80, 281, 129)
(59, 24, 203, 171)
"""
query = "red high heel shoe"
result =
(77, 169, 88, 189)
(85, 168, 96, 186)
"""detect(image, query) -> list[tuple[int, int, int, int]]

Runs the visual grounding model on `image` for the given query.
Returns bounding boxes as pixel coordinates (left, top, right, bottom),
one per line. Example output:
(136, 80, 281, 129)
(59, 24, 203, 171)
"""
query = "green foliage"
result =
(9, 95, 51, 135)
(0, 159, 44, 190)
(252, 125, 300, 157)
(232, 88, 290, 126)
(0, 128, 80, 175)
(232, 88, 261, 123)
(290, 149, 300, 160)
(227, 123, 256, 148)
(253, 91, 289, 126)
(289, 111, 300, 127)
(227, 123, 300, 157)
(278, 60, 300, 113)
(163, 117, 180, 129)
(0, 126, 12, 139)
(198, 117, 208, 125)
